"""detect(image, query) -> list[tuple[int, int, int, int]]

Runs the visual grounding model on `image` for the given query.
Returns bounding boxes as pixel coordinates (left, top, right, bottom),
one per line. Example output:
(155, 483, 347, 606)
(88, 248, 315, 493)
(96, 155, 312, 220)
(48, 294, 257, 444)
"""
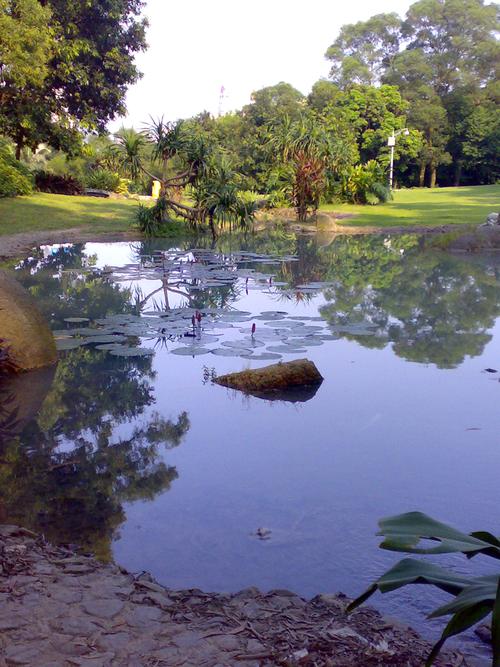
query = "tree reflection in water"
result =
(3, 233, 500, 558)
(0, 349, 190, 562)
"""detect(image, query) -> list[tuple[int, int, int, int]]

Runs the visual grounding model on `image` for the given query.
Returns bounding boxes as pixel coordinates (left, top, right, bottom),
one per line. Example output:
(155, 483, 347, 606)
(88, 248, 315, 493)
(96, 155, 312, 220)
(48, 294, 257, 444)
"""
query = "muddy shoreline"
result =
(0, 215, 484, 261)
(0, 524, 478, 666)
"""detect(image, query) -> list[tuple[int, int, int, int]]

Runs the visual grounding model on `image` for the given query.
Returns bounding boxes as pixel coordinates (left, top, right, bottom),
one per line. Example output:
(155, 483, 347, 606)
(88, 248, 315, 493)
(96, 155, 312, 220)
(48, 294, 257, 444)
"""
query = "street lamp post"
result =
(388, 128, 409, 190)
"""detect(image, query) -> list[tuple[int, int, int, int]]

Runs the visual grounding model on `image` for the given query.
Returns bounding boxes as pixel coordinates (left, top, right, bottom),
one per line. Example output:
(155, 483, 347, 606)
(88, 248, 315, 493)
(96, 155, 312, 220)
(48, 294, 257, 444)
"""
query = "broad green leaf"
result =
(491, 578, 500, 667)
(378, 512, 500, 558)
(347, 558, 471, 613)
(426, 602, 492, 666)
(430, 575, 499, 617)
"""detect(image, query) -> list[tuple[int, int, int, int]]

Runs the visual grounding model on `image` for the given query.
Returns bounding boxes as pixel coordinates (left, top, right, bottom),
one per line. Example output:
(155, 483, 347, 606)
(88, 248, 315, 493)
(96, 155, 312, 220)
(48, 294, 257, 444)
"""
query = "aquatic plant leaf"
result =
(56, 338, 86, 351)
(378, 512, 500, 558)
(266, 346, 307, 354)
(171, 347, 211, 356)
(240, 352, 283, 360)
(211, 348, 253, 357)
(109, 347, 154, 357)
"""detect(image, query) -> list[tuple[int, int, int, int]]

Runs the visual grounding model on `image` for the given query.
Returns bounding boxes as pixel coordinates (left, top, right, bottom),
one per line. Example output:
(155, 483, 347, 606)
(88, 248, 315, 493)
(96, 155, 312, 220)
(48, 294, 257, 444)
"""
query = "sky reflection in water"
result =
(2, 232, 500, 653)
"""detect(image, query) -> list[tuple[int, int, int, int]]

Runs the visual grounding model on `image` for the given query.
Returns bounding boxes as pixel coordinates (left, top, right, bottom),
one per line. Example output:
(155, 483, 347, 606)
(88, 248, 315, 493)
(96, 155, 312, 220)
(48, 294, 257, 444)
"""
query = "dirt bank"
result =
(0, 228, 142, 261)
(0, 216, 481, 261)
(0, 524, 473, 667)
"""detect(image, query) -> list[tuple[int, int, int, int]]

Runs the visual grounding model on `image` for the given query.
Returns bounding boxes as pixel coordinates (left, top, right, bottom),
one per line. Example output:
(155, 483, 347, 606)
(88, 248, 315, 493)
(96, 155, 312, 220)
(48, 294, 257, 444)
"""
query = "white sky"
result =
(110, 0, 413, 131)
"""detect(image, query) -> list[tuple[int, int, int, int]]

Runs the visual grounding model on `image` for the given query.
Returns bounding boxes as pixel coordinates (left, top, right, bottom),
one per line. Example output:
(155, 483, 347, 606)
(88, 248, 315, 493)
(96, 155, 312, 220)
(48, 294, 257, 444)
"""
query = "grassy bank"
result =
(322, 184, 499, 228)
(0, 185, 498, 238)
(0, 192, 138, 236)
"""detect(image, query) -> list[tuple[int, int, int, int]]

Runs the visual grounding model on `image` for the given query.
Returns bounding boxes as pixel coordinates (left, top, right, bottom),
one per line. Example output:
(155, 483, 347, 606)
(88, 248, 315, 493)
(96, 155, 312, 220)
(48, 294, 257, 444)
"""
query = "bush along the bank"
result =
(85, 168, 121, 192)
(0, 146, 33, 198)
(340, 161, 392, 205)
(34, 170, 84, 195)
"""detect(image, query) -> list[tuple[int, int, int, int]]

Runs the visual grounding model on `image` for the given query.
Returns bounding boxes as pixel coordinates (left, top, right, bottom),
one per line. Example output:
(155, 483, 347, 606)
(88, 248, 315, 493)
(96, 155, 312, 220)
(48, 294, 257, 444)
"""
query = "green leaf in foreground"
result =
(348, 512, 500, 666)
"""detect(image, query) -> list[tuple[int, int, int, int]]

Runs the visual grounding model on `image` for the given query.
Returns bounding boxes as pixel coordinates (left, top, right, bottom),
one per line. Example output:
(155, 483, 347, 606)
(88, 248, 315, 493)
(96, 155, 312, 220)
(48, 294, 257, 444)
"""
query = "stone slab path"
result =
(0, 525, 473, 666)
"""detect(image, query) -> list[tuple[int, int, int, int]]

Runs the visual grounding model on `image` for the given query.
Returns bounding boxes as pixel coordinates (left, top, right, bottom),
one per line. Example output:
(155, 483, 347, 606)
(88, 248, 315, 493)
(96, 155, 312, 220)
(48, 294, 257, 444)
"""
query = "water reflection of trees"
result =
(316, 238, 500, 368)
(0, 349, 190, 560)
(13, 244, 136, 327)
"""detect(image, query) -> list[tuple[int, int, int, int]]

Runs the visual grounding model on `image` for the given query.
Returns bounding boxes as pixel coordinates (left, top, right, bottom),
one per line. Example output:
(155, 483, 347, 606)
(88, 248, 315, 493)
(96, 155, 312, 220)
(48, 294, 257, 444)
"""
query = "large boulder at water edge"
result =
(0, 270, 57, 372)
(215, 358, 323, 400)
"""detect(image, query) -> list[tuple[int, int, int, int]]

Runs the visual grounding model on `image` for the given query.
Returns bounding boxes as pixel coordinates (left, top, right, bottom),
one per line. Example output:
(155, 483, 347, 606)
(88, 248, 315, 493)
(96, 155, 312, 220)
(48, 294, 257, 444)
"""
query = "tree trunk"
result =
(453, 162, 462, 187)
(429, 163, 437, 188)
(209, 213, 216, 240)
(418, 162, 426, 188)
(15, 138, 24, 161)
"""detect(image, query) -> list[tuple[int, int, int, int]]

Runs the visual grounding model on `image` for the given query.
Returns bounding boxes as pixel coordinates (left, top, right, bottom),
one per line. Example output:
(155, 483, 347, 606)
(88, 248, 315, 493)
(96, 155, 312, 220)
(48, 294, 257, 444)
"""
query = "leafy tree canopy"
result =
(0, 0, 147, 156)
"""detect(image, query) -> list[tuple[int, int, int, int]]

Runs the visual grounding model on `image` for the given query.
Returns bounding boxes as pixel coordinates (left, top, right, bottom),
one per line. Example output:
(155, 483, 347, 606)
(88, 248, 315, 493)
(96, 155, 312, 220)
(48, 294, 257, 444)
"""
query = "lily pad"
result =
(56, 338, 86, 351)
(239, 352, 283, 361)
(171, 347, 211, 356)
(211, 348, 253, 357)
(64, 317, 90, 324)
(109, 347, 154, 357)
(266, 345, 307, 354)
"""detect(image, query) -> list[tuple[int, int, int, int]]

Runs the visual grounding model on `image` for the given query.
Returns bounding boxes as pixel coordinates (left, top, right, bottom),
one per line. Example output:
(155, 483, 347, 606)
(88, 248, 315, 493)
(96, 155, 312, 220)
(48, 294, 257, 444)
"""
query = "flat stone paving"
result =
(0, 525, 472, 666)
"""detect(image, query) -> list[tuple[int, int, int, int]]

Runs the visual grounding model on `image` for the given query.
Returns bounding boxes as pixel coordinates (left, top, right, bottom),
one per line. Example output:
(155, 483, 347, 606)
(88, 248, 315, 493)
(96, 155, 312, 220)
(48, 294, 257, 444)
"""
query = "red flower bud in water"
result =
(251, 323, 256, 335)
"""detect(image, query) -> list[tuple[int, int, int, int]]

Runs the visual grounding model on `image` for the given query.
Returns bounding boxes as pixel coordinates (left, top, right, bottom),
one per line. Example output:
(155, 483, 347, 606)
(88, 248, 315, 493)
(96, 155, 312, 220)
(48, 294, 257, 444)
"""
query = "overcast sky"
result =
(110, 0, 413, 131)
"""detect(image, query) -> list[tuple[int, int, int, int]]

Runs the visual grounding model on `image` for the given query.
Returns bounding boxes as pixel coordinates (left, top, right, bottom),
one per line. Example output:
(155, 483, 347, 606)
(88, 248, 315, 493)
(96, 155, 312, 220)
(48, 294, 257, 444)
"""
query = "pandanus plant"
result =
(349, 512, 500, 666)
(115, 119, 254, 235)
(268, 114, 351, 222)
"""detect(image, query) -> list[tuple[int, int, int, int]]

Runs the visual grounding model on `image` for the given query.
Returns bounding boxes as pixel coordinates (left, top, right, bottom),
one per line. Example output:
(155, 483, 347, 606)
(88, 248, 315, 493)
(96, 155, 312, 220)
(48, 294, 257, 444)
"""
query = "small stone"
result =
(4, 643, 47, 665)
(124, 604, 163, 627)
(151, 646, 180, 661)
(66, 653, 115, 667)
(82, 598, 124, 619)
(171, 630, 205, 649)
(0, 617, 28, 631)
(328, 626, 369, 644)
(210, 634, 241, 651)
(96, 632, 130, 652)
(50, 588, 83, 604)
(475, 623, 492, 644)
(50, 616, 100, 636)
(246, 639, 266, 653)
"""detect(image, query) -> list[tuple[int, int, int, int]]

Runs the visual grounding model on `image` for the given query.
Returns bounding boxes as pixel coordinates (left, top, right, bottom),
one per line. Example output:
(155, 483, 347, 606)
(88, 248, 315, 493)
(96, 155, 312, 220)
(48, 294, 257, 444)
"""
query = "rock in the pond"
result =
(214, 358, 323, 397)
(0, 269, 57, 371)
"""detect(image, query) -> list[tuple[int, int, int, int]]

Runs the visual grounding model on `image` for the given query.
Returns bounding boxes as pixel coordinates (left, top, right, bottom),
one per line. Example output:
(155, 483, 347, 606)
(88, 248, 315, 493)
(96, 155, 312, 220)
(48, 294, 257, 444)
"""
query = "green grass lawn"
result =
(0, 185, 498, 238)
(321, 184, 499, 228)
(0, 192, 139, 236)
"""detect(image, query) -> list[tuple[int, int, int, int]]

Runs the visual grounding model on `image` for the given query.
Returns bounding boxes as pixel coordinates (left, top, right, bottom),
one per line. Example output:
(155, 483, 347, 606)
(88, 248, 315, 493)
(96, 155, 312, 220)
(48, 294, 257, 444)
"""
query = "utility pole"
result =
(388, 128, 410, 190)
(218, 85, 225, 117)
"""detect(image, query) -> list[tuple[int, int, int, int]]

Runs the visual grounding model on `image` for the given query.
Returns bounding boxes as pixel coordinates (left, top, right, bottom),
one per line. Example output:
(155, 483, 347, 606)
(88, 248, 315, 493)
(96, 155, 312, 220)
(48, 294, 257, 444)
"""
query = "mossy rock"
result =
(0, 269, 57, 371)
(215, 358, 323, 400)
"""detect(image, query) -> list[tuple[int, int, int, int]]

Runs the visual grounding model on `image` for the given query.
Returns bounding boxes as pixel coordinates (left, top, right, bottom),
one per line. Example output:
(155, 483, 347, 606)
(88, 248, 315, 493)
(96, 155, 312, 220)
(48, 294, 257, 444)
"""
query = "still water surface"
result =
(2, 233, 500, 656)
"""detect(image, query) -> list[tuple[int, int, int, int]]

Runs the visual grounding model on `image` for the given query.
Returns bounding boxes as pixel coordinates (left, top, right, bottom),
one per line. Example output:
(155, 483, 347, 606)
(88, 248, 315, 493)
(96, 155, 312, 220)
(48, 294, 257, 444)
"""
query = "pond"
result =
(2, 231, 500, 658)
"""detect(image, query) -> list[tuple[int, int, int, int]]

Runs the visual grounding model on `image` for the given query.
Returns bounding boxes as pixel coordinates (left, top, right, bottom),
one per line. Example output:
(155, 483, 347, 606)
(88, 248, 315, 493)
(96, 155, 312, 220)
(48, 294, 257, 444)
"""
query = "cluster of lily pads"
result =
(53, 248, 378, 360)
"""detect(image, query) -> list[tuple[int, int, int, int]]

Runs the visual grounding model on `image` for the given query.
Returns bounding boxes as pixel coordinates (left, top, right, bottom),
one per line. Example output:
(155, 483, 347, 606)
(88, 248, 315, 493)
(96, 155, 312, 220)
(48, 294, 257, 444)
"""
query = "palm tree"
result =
(115, 118, 255, 235)
(268, 114, 350, 221)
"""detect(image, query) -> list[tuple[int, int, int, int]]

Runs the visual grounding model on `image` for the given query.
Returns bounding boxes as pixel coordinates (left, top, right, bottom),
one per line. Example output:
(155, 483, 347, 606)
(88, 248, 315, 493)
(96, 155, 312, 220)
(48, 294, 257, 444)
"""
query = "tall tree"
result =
(0, 0, 147, 156)
(325, 0, 500, 186)
(325, 13, 401, 87)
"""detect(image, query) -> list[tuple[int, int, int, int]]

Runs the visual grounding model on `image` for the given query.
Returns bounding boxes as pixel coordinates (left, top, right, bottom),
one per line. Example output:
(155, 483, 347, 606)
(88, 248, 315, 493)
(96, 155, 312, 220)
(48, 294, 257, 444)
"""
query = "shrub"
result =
(116, 178, 131, 195)
(0, 143, 34, 197)
(85, 168, 121, 192)
(340, 161, 391, 205)
(35, 170, 84, 195)
(133, 201, 164, 236)
(0, 158, 33, 197)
